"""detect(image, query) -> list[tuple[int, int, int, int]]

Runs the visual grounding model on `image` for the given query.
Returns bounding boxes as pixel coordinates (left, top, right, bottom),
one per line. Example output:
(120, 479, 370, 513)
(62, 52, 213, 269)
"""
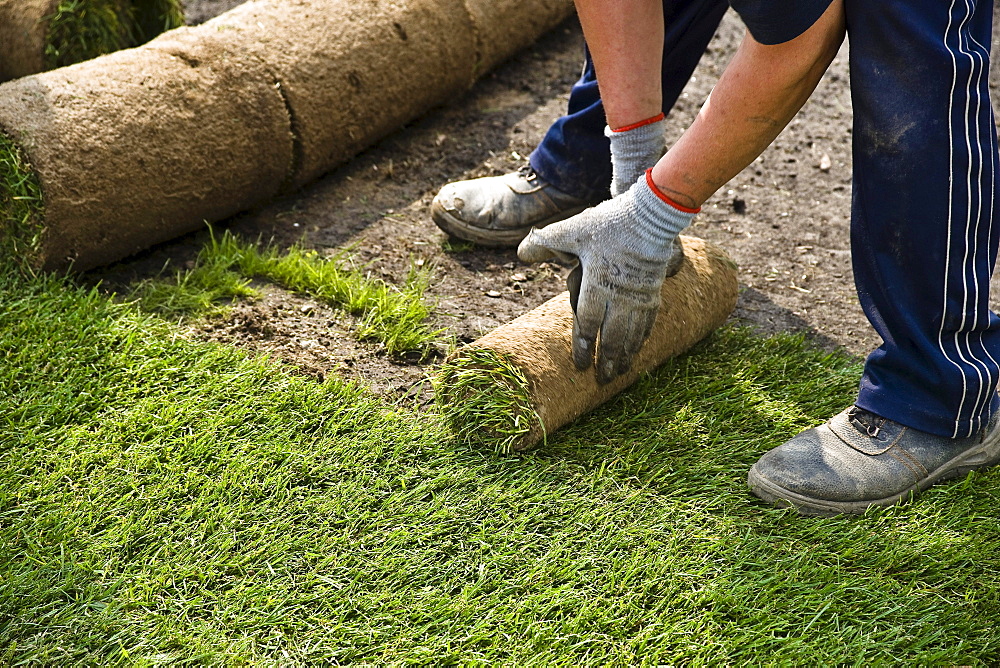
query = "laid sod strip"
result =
(128, 257, 258, 321)
(129, 231, 440, 356)
(437, 236, 738, 452)
(0, 0, 184, 81)
(435, 349, 542, 455)
(3, 266, 1000, 663)
(0, 133, 44, 269)
(45, 0, 132, 70)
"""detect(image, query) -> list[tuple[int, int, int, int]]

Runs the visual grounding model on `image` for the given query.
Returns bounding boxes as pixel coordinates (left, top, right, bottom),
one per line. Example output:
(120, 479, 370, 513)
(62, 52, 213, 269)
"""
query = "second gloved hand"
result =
(518, 170, 697, 384)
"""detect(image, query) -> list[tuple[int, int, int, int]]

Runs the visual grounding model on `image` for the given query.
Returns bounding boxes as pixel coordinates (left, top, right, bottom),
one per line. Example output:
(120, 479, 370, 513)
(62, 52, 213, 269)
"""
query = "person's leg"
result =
(849, 0, 1000, 437)
(431, 0, 728, 249)
(749, 0, 1000, 516)
(530, 0, 728, 202)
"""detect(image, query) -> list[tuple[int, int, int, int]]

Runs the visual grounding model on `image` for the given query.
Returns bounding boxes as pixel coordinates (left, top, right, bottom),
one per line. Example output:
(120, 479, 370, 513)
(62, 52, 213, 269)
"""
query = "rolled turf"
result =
(0, 0, 184, 82)
(0, 0, 575, 271)
(0, 45, 294, 270)
(436, 236, 739, 454)
(465, 0, 578, 75)
(150, 0, 481, 190)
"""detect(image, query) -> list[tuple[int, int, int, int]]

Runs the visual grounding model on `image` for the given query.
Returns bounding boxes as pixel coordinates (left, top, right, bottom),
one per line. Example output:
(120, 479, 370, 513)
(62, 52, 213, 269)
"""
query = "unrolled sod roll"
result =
(0, 0, 575, 271)
(0, 0, 184, 82)
(436, 236, 739, 454)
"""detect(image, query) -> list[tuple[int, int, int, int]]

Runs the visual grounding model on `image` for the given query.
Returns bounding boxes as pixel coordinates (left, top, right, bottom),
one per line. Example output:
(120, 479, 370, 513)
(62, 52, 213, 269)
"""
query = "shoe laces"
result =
(848, 406, 887, 438)
(517, 164, 539, 183)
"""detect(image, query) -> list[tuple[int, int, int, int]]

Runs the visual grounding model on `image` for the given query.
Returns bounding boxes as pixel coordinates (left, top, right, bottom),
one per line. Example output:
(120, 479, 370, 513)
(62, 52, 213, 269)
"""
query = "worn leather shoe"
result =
(431, 166, 593, 247)
(749, 406, 1000, 516)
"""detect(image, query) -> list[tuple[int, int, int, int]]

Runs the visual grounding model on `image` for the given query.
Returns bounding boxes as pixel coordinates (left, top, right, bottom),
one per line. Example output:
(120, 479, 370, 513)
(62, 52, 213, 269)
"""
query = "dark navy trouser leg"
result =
(848, 0, 1000, 437)
(528, 0, 728, 202)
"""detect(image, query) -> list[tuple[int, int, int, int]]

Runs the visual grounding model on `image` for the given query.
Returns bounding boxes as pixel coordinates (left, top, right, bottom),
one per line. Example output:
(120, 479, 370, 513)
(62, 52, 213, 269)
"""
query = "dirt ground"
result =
(93, 3, 1000, 402)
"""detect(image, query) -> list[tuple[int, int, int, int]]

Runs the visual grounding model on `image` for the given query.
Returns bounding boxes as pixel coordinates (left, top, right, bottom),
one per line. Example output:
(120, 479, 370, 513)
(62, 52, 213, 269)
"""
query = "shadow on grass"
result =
(521, 327, 861, 488)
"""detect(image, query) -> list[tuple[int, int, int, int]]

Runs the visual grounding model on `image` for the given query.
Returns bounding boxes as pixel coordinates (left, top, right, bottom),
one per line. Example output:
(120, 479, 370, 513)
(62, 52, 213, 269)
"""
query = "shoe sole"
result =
(748, 425, 1000, 517)
(430, 199, 589, 248)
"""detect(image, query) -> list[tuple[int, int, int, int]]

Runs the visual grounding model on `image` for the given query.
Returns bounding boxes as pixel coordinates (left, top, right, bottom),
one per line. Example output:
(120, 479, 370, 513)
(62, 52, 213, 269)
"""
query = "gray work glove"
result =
(518, 171, 696, 384)
(606, 114, 666, 197)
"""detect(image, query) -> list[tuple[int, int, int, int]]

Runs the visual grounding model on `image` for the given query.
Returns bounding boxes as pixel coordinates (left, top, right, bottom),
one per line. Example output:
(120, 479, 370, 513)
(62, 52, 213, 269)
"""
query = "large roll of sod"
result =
(0, 45, 294, 270)
(151, 0, 481, 191)
(0, 0, 575, 271)
(436, 237, 739, 454)
(0, 0, 184, 82)
(465, 0, 579, 75)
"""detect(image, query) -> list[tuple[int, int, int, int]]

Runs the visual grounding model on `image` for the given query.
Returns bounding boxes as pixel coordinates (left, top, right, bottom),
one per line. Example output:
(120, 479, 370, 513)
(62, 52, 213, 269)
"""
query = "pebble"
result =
(485, 290, 502, 298)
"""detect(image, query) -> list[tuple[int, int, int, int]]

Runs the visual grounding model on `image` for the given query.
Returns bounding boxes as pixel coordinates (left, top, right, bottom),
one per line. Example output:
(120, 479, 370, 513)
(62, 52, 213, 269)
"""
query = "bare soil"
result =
(92, 4, 1000, 402)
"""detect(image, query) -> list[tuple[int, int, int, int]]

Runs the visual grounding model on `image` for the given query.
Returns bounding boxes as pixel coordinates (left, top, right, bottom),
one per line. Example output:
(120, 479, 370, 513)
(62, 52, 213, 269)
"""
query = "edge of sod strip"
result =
(0, 132, 44, 269)
(435, 349, 545, 455)
(44, 0, 184, 69)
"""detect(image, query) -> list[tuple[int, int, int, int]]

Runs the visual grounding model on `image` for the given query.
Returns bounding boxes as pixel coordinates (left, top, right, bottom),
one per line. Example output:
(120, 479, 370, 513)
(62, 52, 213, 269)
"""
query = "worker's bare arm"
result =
(572, 0, 666, 129)
(651, 1, 846, 208)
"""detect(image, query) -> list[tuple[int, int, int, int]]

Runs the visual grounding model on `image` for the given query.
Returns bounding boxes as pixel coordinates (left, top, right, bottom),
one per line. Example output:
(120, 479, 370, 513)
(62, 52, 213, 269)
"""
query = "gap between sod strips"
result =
(128, 229, 442, 357)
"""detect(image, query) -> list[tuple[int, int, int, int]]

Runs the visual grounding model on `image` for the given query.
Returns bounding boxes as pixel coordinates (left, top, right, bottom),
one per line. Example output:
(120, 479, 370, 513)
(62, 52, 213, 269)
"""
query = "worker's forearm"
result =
(651, 0, 846, 209)
(573, 0, 664, 129)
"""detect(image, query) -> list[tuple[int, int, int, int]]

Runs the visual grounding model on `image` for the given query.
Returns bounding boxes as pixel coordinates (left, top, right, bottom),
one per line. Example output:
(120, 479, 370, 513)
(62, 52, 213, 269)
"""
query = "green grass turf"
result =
(3, 265, 1000, 664)
(132, 0, 184, 45)
(44, 0, 184, 70)
(0, 133, 44, 270)
(436, 348, 542, 455)
(129, 229, 440, 357)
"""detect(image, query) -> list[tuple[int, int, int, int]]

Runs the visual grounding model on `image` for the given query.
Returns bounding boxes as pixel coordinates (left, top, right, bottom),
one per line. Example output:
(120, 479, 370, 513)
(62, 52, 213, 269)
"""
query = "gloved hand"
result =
(518, 170, 697, 384)
(606, 114, 666, 197)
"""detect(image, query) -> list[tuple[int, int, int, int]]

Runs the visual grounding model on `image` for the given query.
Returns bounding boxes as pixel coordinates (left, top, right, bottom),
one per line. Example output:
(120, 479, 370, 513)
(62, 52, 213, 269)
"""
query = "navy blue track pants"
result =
(529, 0, 1000, 438)
(849, 0, 1000, 437)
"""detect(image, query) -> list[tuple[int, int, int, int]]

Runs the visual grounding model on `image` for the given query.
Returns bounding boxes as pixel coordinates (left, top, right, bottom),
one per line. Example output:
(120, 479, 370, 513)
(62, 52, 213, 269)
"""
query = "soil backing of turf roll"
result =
(156, 0, 481, 191)
(0, 0, 185, 82)
(437, 236, 739, 453)
(465, 0, 576, 75)
(0, 46, 293, 270)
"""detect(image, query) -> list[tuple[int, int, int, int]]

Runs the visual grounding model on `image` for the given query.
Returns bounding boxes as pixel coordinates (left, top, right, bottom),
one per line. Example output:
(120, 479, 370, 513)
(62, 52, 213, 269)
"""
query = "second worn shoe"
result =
(749, 405, 1000, 517)
(431, 166, 593, 247)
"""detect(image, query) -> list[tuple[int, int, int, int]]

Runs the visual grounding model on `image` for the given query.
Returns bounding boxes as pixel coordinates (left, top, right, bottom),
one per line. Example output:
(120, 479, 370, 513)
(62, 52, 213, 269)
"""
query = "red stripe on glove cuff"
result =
(645, 169, 701, 213)
(611, 113, 665, 133)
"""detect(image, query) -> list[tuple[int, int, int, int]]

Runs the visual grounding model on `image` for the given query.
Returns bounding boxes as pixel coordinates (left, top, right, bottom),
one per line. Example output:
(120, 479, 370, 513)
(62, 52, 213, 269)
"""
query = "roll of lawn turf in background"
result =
(436, 237, 739, 454)
(0, 45, 294, 270)
(465, 0, 576, 75)
(0, 0, 575, 271)
(0, 0, 184, 82)
(153, 0, 575, 190)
